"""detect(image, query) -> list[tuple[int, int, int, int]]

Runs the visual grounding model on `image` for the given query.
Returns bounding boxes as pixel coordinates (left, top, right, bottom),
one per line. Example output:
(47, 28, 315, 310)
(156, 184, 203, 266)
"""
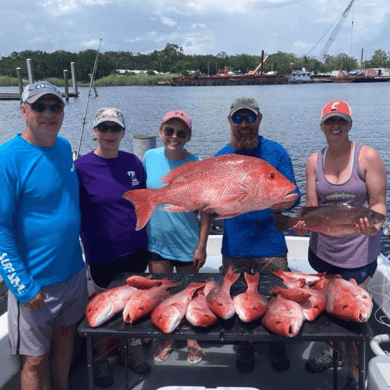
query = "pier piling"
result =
(64, 70, 69, 102)
(70, 62, 78, 97)
(16, 67, 23, 100)
(133, 135, 156, 161)
(26, 59, 34, 84)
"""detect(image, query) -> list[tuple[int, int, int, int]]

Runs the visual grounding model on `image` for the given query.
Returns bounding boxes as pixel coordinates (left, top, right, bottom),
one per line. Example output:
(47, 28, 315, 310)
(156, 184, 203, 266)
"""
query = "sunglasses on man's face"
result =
(96, 124, 124, 133)
(162, 127, 189, 139)
(231, 113, 257, 124)
(30, 102, 64, 114)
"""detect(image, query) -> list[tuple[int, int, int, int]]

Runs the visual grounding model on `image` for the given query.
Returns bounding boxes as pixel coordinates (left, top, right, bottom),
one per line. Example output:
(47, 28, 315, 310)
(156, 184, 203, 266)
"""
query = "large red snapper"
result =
(272, 203, 385, 236)
(233, 271, 268, 323)
(123, 280, 179, 324)
(206, 266, 240, 320)
(123, 154, 298, 230)
(313, 275, 373, 323)
(85, 284, 138, 328)
(151, 282, 205, 333)
(186, 290, 218, 328)
(262, 295, 305, 337)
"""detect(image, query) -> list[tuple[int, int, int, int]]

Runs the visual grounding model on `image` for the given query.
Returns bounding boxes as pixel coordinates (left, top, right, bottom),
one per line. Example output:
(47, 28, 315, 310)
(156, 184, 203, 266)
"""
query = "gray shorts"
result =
(8, 266, 88, 356)
(221, 254, 288, 274)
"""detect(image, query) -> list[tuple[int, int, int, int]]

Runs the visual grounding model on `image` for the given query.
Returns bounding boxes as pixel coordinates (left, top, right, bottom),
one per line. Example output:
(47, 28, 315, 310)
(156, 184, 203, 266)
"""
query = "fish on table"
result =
(206, 266, 240, 320)
(269, 283, 312, 303)
(299, 285, 327, 322)
(85, 284, 138, 328)
(262, 295, 305, 337)
(151, 281, 205, 333)
(123, 279, 179, 324)
(312, 274, 373, 323)
(126, 274, 164, 289)
(233, 271, 268, 323)
(273, 269, 322, 288)
(123, 154, 298, 231)
(186, 290, 218, 328)
(272, 203, 385, 236)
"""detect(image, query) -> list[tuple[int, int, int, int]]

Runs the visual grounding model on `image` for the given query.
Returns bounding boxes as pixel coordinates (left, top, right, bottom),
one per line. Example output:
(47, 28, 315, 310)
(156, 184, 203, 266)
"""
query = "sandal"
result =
(188, 347, 203, 365)
(154, 340, 177, 363)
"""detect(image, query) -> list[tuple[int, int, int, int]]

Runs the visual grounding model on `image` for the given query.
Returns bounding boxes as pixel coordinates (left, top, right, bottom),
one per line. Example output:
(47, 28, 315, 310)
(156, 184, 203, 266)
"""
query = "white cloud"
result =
(161, 16, 178, 27)
(80, 39, 102, 48)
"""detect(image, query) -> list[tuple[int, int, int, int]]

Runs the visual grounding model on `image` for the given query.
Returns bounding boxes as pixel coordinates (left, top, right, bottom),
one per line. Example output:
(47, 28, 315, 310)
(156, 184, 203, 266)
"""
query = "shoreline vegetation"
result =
(0, 74, 180, 88)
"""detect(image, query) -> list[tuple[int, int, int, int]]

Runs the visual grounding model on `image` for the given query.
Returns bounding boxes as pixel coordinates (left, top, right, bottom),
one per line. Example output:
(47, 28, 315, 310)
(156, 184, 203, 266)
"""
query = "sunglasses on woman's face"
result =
(231, 113, 257, 124)
(162, 127, 189, 138)
(30, 102, 64, 114)
(96, 124, 124, 133)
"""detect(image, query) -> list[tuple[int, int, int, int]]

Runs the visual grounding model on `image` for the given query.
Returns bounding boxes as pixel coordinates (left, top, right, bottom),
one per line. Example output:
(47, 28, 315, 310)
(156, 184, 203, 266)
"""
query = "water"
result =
(1, 83, 390, 255)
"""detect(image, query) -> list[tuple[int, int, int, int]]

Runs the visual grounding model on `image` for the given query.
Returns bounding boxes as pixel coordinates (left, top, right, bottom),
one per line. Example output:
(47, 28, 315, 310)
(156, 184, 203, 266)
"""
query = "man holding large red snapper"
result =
(215, 97, 301, 373)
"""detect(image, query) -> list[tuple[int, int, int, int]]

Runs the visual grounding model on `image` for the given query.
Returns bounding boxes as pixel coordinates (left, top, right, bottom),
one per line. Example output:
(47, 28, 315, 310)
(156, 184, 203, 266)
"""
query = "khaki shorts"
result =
(8, 266, 88, 357)
(221, 254, 288, 274)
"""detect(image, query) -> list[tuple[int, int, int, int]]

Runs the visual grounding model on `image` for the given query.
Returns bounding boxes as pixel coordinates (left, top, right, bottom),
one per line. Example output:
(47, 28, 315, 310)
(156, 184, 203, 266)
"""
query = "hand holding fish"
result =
(292, 220, 307, 236)
(354, 217, 378, 236)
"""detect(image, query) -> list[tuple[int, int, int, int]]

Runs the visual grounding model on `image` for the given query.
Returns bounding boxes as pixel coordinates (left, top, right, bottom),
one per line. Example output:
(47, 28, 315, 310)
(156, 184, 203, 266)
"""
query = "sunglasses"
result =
(163, 127, 189, 139)
(231, 113, 257, 124)
(96, 124, 124, 133)
(30, 102, 64, 114)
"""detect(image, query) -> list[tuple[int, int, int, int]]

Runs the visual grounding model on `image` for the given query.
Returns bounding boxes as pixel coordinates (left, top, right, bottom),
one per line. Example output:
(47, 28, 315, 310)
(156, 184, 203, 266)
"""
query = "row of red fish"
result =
(85, 268, 373, 338)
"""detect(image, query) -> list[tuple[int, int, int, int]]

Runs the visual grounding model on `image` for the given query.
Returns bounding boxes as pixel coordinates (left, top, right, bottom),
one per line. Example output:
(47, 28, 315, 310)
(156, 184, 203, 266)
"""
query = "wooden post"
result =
(70, 62, 78, 97)
(132, 135, 156, 161)
(26, 59, 34, 84)
(16, 67, 23, 100)
(89, 74, 98, 97)
(63, 70, 69, 102)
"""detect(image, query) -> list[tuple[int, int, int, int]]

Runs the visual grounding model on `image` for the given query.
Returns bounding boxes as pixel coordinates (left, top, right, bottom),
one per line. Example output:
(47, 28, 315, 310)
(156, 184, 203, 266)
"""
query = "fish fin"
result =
(203, 193, 248, 215)
(297, 206, 321, 217)
(214, 213, 240, 220)
(271, 213, 297, 231)
(122, 189, 156, 230)
(161, 161, 201, 184)
(162, 205, 193, 212)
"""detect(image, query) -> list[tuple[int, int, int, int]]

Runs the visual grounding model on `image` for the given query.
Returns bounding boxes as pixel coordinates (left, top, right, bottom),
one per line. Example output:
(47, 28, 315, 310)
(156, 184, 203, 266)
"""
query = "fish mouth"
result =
(283, 193, 298, 201)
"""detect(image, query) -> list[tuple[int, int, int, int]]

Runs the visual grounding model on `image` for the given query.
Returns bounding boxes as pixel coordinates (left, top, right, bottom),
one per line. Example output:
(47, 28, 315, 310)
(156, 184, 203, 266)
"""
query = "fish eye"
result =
(269, 173, 276, 180)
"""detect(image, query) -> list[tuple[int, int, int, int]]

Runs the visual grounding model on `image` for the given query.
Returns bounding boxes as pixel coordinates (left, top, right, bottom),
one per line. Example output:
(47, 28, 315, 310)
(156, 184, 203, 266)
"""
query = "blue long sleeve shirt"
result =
(215, 135, 301, 258)
(0, 135, 84, 303)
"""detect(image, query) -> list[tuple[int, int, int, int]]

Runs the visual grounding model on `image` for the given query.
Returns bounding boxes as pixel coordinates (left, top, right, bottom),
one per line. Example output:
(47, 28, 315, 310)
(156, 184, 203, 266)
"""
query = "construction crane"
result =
(308, 0, 355, 62)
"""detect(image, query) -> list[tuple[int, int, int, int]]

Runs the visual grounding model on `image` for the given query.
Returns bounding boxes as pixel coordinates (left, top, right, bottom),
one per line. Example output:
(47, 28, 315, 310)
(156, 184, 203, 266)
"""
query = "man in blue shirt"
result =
(0, 81, 88, 390)
(216, 97, 301, 374)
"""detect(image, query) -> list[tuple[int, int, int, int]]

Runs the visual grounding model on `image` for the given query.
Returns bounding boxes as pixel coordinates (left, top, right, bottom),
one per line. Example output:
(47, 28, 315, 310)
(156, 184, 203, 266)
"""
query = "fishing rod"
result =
(73, 38, 102, 161)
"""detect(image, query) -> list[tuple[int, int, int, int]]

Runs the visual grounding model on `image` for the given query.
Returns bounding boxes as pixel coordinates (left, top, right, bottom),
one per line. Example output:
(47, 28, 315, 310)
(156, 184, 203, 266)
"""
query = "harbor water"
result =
(1, 82, 389, 255)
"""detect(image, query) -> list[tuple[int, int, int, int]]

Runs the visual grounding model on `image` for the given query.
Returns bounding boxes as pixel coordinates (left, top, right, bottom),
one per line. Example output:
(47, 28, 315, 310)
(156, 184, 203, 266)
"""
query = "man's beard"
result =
(231, 131, 258, 151)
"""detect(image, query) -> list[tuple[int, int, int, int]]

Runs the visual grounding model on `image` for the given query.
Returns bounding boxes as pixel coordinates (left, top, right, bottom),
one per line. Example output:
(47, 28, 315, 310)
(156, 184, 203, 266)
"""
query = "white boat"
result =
(1, 235, 390, 390)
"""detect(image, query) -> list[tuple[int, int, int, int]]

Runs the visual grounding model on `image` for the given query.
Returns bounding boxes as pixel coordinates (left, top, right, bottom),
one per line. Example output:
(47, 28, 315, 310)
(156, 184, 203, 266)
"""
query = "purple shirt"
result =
(75, 151, 147, 265)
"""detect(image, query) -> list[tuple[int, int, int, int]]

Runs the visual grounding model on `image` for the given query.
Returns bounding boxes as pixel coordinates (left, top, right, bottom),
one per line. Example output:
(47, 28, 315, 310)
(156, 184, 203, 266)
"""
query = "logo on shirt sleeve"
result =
(127, 171, 140, 186)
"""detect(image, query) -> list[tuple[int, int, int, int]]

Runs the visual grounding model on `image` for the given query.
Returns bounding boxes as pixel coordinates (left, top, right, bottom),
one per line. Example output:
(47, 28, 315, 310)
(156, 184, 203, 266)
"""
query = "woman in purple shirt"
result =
(75, 107, 151, 387)
(295, 100, 387, 390)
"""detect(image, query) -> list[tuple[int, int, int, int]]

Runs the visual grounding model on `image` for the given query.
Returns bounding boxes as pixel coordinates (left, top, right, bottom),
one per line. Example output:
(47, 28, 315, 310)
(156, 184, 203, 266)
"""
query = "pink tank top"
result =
(309, 143, 381, 268)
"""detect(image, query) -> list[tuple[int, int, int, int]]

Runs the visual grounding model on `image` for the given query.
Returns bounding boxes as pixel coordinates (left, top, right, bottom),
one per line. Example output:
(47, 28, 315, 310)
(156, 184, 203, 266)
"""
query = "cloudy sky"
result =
(1, 0, 389, 62)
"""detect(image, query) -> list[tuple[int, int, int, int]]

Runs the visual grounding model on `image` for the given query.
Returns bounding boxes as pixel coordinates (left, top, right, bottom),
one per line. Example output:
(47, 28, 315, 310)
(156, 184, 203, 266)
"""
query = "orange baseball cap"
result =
(320, 100, 352, 124)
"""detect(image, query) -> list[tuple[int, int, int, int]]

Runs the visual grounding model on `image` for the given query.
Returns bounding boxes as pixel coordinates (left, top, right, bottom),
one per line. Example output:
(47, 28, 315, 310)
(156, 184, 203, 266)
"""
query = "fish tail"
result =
(244, 271, 260, 289)
(271, 213, 296, 231)
(224, 265, 240, 286)
(122, 189, 156, 230)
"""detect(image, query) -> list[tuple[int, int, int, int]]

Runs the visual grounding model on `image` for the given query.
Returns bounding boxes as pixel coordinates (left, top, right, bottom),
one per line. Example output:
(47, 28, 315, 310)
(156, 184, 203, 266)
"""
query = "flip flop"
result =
(187, 347, 203, 365)
(154, 340, 177, 363)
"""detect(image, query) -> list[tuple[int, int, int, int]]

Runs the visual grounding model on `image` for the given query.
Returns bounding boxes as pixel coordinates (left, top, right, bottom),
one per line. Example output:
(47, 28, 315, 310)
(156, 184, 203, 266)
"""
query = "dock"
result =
(0, 92, 79, 101)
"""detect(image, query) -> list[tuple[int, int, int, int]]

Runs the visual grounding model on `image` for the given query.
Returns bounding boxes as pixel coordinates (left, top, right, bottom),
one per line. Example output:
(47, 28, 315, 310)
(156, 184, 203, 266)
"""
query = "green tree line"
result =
(0, 43, 389, 82)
